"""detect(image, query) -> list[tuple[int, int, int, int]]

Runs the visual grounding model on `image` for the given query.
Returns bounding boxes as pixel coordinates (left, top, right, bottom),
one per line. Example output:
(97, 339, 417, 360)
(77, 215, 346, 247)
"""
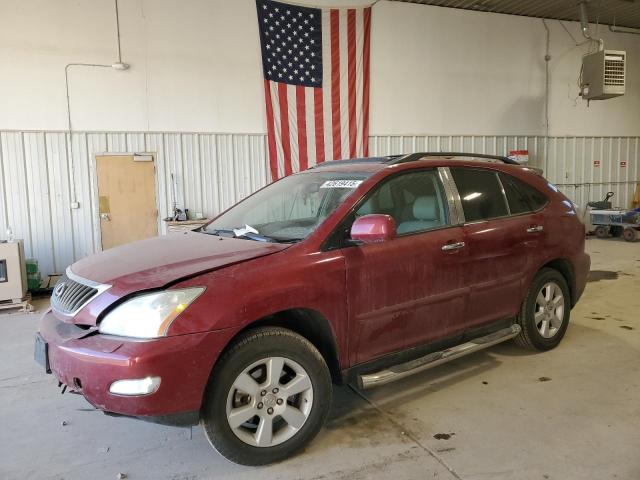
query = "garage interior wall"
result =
(1, 0, 639, 274)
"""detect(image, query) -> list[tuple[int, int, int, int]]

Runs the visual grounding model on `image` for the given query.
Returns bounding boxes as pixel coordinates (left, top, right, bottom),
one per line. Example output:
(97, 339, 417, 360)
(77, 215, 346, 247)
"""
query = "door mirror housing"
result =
(350, 214, 397, 244)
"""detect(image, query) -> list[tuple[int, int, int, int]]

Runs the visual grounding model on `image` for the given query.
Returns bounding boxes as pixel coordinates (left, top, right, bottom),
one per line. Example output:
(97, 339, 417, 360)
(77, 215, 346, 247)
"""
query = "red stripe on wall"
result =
(263, 80, 278, 180)
(314, 87, 325, 163)
(278, 83, 292, 176)
(330, 10, 341, 161)
(361, 7, 371, 157)
(295, 86, 308, 171)
(347, 9, 357, 159)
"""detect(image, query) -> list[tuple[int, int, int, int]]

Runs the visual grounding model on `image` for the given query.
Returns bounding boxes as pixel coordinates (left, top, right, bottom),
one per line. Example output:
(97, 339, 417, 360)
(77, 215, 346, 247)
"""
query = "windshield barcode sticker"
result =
(320, 180, 363, 189)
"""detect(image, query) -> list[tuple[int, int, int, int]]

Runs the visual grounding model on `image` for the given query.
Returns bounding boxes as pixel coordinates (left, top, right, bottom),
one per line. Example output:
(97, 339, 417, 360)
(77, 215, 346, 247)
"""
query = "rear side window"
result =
(451, 168, 508, 222)
(500, 173, 548, 213)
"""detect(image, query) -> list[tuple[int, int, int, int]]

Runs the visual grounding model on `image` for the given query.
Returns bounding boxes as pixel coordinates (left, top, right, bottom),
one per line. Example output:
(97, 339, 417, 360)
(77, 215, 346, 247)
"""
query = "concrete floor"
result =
(1, 238, 639, 480)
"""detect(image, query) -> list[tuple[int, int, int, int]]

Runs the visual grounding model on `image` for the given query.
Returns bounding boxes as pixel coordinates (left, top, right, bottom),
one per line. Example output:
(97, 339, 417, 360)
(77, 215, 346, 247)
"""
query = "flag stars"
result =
(260, 3, 321, 87)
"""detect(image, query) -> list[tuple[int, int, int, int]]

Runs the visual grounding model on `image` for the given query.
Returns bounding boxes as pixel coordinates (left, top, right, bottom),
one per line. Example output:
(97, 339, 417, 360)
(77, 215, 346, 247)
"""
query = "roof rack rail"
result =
(309, 155, 402, 169)
(387, 152, 519, 165)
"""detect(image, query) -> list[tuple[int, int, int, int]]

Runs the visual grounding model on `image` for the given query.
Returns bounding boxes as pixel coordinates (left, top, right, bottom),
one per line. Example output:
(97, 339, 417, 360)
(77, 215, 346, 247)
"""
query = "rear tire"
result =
(594, 226, 609, 239)
(514, 268, 571, 351)
(201, 327, 332, 466)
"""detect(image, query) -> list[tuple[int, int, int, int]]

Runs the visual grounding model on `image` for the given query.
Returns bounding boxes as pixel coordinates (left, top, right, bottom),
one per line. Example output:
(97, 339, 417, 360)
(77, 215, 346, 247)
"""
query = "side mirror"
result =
(350, 214, 397, 244)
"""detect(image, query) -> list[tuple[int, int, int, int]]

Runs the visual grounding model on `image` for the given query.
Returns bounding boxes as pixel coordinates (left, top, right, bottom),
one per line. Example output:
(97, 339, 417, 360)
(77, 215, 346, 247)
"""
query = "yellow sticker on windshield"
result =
(320, 180, 363, 189)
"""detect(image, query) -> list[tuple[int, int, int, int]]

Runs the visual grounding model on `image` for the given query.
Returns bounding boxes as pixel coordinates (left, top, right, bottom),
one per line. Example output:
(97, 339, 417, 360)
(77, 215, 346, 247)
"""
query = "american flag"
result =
(256, 0, 371, 180)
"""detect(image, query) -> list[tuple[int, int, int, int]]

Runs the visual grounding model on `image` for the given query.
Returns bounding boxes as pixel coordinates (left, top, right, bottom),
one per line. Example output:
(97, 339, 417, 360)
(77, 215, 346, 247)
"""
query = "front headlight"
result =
(98, 288, 204, 339)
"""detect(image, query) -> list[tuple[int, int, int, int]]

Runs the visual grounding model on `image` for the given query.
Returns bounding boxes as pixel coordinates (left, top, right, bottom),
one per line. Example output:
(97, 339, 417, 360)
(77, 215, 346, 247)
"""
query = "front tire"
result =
(623, 228, 638, 242)
(514, 268, 571, 351)
(201, 327, 332, 466)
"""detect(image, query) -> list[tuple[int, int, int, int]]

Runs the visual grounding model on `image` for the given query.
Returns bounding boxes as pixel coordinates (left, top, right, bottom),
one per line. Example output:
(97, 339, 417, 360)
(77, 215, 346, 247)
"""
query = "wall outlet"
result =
(71, 201, 80, 209)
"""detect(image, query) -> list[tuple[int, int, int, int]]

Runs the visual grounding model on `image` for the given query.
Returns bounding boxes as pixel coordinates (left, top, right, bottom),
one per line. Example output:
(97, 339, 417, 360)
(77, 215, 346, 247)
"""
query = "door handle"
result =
(442, 241, 465, 251)
(526, 225, 544, 233)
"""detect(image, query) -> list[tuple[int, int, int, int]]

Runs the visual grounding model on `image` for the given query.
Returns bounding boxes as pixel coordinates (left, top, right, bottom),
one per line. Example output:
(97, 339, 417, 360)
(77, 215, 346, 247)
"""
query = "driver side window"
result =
(355, 170, 449, 235)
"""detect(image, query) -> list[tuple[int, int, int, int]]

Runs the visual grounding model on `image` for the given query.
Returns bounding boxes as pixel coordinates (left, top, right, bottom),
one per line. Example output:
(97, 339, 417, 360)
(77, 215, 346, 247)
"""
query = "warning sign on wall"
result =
(621, 161, 627, 168)
(593, 160, 601, 167)
(508, 150, 529, 164)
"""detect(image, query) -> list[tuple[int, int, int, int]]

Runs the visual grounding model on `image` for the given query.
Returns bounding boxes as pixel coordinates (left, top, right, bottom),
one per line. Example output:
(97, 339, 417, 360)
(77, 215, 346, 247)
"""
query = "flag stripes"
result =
(257, 1, 371, 180)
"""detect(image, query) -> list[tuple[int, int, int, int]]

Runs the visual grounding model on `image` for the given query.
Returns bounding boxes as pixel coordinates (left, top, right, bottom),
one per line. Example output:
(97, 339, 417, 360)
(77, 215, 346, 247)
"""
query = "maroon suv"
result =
(35, 153, 590, 465)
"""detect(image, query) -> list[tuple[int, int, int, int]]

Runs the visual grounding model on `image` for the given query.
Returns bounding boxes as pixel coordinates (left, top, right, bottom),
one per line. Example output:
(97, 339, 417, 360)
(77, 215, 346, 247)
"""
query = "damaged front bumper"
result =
(36, 309, 233, 426)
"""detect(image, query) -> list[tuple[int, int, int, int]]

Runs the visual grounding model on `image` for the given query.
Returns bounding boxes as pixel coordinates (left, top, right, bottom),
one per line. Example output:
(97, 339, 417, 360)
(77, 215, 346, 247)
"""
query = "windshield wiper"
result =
(203, 227, 277, 243)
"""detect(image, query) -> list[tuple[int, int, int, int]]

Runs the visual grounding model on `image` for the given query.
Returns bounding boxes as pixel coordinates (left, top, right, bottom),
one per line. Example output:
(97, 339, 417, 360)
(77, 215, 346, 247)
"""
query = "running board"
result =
(358, 324, 521, 389)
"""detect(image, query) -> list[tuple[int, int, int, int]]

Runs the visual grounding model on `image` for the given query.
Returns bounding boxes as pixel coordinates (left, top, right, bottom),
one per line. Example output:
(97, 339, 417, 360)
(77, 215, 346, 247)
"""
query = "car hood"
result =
(71, 232, 290, 291)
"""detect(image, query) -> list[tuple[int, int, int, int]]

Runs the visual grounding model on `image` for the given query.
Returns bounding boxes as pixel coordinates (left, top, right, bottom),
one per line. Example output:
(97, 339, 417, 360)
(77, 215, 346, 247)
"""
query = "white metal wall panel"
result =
(23, 132, 55, 276)
(1, 130, 638, 276)
(0, 132, 31, 257)
(44, 132, 75, 272)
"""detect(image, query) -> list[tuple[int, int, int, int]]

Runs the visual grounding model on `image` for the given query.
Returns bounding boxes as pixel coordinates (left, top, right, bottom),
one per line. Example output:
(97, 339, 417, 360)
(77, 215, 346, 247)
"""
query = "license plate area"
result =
(34, 333, 51, 374)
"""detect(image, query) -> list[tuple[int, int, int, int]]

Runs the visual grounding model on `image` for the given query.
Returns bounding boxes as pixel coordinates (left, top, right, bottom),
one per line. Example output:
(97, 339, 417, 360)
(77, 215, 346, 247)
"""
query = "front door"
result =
(96, 155, 158, 250)
(342, 169, 468, 365)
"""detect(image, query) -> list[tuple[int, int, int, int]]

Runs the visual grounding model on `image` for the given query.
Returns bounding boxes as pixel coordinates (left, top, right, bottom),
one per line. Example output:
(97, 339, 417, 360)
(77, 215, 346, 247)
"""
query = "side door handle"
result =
(442, 241, 465, 251)
(526, 225, 544, 233)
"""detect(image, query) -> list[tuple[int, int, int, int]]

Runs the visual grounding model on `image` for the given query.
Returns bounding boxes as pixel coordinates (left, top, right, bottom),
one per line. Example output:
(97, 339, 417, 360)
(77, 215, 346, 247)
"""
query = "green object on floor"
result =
(27, 272, 41, 291)
(26, 258, 39, 274)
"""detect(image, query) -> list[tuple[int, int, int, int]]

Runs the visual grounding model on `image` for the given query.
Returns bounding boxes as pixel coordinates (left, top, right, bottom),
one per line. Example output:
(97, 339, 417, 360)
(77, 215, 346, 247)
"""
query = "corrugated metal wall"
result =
(369, 134, 640, 210)
(1, 130, 638, 275)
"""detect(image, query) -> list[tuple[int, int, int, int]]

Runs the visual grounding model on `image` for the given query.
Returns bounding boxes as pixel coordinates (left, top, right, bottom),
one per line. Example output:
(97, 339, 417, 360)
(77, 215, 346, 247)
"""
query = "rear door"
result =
(341, 168, 468, 364)
(450, 167, 539, 330)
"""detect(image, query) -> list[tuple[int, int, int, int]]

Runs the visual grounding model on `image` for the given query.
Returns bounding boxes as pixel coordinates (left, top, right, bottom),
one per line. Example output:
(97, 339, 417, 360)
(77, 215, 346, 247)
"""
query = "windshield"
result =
(203, 171, 370, 243)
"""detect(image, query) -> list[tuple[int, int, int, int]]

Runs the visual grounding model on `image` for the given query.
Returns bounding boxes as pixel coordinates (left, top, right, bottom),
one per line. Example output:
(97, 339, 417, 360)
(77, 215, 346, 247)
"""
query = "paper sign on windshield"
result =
(320, 180, 363, 189)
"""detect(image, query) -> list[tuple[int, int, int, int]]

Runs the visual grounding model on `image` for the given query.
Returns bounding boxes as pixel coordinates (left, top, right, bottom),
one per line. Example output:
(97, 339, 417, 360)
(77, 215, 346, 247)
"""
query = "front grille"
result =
(51, 273, 99, 315)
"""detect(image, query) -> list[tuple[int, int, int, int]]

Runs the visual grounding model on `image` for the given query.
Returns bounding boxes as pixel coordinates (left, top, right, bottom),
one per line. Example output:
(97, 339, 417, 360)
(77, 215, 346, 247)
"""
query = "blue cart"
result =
(590, 208, 640, 242)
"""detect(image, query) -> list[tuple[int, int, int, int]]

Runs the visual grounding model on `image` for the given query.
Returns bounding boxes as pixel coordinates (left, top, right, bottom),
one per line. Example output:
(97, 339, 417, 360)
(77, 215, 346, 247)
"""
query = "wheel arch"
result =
(214, 308, 343, 386)
(540, 258, 576, 307)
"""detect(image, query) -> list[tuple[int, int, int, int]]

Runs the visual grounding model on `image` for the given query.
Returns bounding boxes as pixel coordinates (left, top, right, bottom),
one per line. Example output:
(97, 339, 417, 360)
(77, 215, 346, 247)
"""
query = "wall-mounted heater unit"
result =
(0, 240, 27, 302)
(581, 50, 626, 101)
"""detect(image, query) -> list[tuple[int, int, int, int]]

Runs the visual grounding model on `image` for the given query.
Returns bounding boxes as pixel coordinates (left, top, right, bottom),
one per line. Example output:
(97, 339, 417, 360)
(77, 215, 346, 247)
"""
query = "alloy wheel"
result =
(225, 356, 314, 448)
(534, 281, 565, 338)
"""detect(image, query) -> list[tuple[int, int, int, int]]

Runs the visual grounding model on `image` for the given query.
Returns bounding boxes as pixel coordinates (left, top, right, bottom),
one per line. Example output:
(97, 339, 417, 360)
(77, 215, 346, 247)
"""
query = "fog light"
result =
(109, 376, 161, 396)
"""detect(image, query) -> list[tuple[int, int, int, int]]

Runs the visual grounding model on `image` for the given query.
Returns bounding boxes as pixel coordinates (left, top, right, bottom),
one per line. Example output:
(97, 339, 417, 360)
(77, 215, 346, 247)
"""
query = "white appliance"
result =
(0, 240, 27, 302)
(581, 50, 626, 101)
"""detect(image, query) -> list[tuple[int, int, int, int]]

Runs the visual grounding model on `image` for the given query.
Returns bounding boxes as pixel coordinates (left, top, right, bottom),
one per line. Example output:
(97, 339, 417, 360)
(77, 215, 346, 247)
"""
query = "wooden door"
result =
(96, 155, 158, 250)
